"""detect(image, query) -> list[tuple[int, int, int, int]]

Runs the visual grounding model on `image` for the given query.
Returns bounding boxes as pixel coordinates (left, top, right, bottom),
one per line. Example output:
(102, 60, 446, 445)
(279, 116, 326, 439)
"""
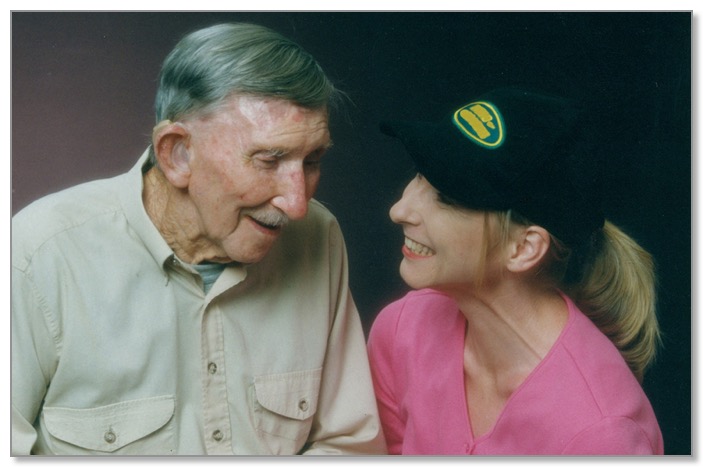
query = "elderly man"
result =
(12, 22, 385, 455)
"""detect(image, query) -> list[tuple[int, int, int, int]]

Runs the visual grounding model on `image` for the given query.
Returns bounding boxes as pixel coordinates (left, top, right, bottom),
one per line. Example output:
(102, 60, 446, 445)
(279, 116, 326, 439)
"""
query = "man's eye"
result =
(255, 157, 279, 167)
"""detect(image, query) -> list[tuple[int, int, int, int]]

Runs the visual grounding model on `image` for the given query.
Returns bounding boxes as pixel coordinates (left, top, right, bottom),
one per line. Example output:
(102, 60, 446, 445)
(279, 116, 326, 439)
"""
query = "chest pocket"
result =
(252, 368, 321, 453)
(41, 395, 175, 454)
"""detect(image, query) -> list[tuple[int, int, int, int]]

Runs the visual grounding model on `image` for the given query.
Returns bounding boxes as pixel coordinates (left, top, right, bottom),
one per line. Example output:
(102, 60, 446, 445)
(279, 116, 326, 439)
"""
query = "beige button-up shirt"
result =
(11, 150, 385, 455)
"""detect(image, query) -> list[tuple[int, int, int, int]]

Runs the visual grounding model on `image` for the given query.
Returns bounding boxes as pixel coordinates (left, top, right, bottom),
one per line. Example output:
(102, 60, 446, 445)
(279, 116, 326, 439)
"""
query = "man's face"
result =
(181, 95, 331, 264)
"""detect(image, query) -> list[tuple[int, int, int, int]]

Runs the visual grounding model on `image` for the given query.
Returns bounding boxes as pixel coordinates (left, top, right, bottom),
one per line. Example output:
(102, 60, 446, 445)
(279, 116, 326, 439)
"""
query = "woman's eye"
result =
(437, 192, 458, 207)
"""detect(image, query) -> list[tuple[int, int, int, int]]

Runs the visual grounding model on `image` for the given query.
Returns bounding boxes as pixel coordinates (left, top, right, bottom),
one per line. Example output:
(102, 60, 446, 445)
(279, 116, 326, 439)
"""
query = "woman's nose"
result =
(389, 181, 418, 225)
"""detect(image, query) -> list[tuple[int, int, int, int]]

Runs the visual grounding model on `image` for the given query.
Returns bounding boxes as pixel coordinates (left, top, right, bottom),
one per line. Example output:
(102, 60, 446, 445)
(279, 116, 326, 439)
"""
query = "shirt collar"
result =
(118, 149, 178, 272)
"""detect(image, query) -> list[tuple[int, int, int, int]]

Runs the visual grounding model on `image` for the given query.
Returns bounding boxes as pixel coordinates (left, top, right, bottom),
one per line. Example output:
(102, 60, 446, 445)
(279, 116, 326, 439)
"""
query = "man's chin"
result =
(221, 232, 280, 265)
(225, 248, 274, 266)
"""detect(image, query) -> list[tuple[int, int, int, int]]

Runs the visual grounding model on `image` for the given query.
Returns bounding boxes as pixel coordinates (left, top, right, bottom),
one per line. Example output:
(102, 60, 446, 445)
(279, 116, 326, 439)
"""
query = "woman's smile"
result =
(403, 236, 436, 258)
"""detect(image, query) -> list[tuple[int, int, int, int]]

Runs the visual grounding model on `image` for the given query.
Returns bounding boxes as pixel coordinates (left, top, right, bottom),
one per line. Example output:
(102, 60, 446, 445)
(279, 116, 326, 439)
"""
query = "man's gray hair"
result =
(154, 22, 340, 123)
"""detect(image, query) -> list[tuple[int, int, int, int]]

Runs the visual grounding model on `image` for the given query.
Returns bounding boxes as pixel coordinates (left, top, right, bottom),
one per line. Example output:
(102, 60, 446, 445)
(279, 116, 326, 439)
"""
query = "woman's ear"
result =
(152, 120, 192, 189)
(506, 226, 551, 273)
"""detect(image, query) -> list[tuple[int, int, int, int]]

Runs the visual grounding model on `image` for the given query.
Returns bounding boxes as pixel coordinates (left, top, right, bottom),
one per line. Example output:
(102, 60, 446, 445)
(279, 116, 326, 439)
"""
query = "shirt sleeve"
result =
(562, 416, 661, 454)
(301, 221, 387, 455)
(367, 299, 406, 455)
(11, 262, 60, 455)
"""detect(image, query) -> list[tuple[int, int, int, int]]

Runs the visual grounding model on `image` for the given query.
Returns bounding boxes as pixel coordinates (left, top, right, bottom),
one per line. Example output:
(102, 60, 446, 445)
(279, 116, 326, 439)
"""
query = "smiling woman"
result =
(368, 88, 663, 455)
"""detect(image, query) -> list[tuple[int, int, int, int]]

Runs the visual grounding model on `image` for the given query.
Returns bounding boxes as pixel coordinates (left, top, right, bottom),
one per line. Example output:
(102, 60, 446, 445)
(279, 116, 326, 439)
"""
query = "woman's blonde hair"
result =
(492, 211, 660, 382)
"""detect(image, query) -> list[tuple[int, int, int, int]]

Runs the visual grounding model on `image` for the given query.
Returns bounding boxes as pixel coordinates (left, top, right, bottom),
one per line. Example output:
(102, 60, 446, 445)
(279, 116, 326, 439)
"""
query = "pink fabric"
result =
(367, 289, 664, 455)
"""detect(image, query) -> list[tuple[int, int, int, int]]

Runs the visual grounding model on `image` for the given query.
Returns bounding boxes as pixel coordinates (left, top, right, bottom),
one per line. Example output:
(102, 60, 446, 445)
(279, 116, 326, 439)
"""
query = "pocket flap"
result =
(43, 395, 175, 453)
(253, 368, 321, 420)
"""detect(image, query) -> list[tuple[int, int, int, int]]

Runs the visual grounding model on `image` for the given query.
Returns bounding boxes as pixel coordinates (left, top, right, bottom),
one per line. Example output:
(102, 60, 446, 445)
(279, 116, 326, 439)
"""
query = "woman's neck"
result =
(457, 282, 568, 382)
(456, 282, 568, 438)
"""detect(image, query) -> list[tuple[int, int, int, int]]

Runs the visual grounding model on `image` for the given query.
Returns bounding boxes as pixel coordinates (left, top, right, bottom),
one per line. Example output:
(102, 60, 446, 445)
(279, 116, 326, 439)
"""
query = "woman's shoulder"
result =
(549, 296, 659, 425)
(559, 295, 634, 373)
(380, 288, 458, 318)
(368, 289, 465, 383)
(370, 289, 461, 341)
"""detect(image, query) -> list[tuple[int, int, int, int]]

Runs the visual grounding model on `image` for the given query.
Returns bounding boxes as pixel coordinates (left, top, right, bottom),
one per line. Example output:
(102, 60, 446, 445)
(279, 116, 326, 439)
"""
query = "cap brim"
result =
(380, 119, 512, 211)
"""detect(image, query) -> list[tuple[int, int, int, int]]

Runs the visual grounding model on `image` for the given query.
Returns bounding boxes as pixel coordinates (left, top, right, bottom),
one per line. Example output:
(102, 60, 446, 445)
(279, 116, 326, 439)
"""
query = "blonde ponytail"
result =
(567, 221, 661, 382)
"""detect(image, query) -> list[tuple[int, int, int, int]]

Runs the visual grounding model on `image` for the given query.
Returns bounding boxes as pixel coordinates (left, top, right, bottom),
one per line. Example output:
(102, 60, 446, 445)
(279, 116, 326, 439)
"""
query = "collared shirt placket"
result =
(171, 255, 235, 454)
(201, 299, 234, 454)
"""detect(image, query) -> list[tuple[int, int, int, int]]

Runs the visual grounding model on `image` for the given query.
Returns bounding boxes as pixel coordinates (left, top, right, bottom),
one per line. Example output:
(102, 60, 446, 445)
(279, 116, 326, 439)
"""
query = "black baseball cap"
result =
(380, 87, 604, 249)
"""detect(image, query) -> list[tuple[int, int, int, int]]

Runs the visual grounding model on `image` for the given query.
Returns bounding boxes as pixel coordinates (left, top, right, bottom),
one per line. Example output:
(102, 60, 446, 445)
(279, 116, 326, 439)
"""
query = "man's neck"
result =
(142, 166, 225, 264)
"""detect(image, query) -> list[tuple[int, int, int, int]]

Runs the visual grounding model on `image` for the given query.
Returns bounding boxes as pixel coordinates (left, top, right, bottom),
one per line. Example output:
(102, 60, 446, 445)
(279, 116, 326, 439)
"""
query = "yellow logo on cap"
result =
(452, 101, 504, 149)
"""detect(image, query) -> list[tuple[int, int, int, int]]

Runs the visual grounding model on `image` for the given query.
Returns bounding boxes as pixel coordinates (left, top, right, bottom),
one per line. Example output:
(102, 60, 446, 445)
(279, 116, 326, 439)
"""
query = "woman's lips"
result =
(402, 236, 435, 257)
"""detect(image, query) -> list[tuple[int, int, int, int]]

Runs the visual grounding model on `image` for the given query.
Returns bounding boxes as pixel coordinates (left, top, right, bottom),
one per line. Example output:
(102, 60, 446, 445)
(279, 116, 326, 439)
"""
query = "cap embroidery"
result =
(452, 101, 505, 149)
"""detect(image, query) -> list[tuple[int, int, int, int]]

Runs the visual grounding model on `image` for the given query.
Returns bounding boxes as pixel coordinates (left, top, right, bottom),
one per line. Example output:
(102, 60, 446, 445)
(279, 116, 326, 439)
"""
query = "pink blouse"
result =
(367, 289, 664, 455)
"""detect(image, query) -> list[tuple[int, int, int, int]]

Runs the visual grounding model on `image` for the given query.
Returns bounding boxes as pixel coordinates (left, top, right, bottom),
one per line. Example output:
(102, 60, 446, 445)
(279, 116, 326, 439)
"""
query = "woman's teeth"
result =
(405, 237, 435, 256)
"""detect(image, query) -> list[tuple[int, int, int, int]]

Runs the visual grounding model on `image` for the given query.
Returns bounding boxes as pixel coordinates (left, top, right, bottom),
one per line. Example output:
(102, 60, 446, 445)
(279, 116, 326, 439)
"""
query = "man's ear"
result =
(506, 226, 551, 273)
(152, 120, 192, 189)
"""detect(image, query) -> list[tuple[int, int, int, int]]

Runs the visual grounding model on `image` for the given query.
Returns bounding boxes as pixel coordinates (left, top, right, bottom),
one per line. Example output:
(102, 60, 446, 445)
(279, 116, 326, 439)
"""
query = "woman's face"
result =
(389, 174, 498, 294)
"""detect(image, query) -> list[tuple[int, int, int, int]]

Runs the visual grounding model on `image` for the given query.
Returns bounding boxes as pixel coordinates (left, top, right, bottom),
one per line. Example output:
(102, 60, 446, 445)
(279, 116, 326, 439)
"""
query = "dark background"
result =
(12, 12, 691, 455)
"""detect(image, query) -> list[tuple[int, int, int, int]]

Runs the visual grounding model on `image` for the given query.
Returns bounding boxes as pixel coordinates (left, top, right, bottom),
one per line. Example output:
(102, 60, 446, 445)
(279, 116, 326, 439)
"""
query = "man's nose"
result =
(271, 168, 311, 221)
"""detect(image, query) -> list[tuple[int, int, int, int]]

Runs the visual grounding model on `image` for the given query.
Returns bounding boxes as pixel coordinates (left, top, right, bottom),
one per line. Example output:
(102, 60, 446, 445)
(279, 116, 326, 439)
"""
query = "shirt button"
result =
(104, 429, 117, 444)
(298, 398, 309, 412)
(212, 429, 224, 442)
(208, 362, 218, 374)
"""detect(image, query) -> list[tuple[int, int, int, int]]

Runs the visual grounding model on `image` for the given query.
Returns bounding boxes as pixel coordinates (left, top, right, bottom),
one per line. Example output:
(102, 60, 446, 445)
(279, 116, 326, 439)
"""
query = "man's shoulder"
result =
(14, 176, 123, 225)
(12, 175, 127, 266)
(283, 198, 341, 240)
(306, 198, 338, 224)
